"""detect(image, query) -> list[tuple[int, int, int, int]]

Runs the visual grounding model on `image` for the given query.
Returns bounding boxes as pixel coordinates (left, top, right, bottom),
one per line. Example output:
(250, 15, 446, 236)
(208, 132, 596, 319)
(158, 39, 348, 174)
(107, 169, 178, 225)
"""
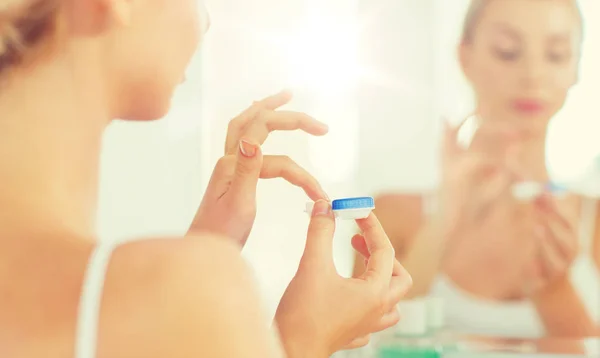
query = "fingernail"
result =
(312, 199, 331, 217)
(317, 120, 329, 131)
(239, 140, 257, 158)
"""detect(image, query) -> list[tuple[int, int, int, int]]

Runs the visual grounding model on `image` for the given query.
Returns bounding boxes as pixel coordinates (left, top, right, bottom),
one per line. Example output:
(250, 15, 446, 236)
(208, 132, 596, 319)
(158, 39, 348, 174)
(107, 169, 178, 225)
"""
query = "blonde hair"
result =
(0, 0, 60, 75)
(461, 0, 584, 44)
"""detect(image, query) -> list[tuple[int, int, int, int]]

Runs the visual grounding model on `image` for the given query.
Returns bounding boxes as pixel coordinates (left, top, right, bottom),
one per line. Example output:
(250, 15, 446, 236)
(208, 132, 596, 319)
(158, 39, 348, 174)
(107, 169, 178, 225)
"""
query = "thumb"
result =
(300, 200, 336, 269)
(229, 139, 263, 205)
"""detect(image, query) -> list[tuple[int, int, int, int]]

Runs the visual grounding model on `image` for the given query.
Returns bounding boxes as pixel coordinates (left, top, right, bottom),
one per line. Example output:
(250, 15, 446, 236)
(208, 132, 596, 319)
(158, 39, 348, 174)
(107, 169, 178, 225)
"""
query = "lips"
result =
(513, 99, 545, 114)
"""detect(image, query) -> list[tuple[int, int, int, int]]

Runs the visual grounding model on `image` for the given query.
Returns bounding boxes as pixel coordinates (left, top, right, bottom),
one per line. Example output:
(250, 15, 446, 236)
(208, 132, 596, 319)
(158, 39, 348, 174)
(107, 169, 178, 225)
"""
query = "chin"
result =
(120, 91, 174, 121)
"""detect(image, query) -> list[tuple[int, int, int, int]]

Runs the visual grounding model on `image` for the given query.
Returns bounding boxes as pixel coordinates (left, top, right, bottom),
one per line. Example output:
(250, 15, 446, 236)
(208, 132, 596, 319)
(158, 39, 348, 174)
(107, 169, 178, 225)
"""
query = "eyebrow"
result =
(490, 22, 574, 45)
(547, 33, 571, 45)
(490, 23, 520, 39)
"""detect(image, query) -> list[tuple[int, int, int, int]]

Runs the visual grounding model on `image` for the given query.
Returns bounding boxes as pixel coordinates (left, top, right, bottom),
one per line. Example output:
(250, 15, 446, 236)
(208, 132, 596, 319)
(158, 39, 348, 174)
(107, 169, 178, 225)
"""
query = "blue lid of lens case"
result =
(305, 197, 375, 219)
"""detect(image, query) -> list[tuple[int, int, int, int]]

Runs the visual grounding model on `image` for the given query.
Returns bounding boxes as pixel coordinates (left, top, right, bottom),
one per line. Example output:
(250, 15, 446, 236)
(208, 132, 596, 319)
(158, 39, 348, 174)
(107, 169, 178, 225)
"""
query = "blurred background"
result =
(96, 0, 600, 323)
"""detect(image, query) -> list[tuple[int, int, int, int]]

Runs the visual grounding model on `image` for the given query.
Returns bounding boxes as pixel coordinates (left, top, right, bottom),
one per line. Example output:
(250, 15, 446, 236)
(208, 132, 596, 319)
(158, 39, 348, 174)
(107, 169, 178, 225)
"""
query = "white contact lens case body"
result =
(511, 181, 567, 201)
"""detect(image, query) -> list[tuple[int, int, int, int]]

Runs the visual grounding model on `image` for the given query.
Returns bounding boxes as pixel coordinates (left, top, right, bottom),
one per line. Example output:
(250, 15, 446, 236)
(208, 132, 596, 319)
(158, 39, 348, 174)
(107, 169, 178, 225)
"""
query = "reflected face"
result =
(461, 0, 581, 126)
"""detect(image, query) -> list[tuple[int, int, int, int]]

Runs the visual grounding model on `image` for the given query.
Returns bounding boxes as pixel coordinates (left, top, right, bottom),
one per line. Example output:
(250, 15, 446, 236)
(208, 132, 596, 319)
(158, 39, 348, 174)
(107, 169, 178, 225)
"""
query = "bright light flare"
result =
(285, 16, 360, 95)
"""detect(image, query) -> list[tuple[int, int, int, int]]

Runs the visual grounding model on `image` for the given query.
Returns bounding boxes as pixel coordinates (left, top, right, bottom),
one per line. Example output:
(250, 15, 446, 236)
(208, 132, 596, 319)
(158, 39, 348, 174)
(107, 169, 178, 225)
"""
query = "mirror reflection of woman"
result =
(360, 0, 600, 338)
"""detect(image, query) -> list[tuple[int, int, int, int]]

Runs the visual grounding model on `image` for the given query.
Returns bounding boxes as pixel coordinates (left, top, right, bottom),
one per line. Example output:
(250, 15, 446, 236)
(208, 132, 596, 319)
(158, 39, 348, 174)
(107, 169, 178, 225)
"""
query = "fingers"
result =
(536, 195, 573, 229)
(387, 275, 412, 307)
(371, 306, 401, 333)
(228, 140, 263, 206)
(301, 200, 336, 269)
(535, 221, 576, 281)
(225, 90, 293, 153)
(226, 110, 328, 154)
(342, 308, 401, 349)
(209, 151, 328, 203)
(536, 230, 568, 280)
(354, 234, 405, 277)
(351, 234, 369, 258)
(534, 196, 578, 277)
(203, 155, 237, 200)
(543, 219, 578, 259)
(446, 152, 496, 186)
(343, 335, 371, 350)
(260, 155, 328, 201)
(356, 213, 395, 286)
(353, 233, 409, 293)
(257, 89, 294, 110)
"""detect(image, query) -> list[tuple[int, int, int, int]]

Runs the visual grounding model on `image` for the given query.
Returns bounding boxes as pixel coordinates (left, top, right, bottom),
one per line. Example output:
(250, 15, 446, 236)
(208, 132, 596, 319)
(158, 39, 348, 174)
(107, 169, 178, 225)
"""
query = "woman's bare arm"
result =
(532, 277, 598, 337)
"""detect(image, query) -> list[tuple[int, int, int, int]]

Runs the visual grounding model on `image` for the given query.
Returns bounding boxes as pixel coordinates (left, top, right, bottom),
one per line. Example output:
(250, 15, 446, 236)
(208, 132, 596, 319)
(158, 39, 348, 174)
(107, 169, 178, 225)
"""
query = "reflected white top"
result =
(428, 196, 600, 338)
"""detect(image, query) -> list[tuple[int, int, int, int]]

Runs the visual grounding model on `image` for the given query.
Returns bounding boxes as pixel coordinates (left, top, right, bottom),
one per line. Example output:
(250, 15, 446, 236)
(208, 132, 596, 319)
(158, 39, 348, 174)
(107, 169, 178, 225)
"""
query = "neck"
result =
(0, 57, 110, 240)
(512, 133, 549, 181)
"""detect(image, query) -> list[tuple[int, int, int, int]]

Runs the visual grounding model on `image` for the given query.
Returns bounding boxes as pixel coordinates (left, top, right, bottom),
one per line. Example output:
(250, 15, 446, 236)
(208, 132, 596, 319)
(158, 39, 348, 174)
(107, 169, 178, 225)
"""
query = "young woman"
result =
(360, 0, 600, 338)
(0, 0, 412, 357)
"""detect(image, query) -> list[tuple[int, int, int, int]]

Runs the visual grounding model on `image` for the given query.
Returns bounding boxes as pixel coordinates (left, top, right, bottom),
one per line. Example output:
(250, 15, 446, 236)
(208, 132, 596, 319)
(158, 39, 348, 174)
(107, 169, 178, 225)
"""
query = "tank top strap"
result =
(74, 240, 122, 358)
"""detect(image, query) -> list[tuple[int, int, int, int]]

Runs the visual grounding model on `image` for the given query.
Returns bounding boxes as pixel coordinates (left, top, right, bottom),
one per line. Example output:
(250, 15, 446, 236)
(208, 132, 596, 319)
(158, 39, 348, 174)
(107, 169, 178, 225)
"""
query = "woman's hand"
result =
(275, 200, 412, 357)
(438, 120, 539, 298)
(438, 120, 518, 239)
(529, 194, 579, 292)
(189, 90, 329, 247)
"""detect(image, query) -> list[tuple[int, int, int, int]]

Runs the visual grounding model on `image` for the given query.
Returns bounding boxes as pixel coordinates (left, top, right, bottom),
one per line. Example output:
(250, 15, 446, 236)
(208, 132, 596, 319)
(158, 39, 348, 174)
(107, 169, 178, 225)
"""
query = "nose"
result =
(519, 54, 546, 90)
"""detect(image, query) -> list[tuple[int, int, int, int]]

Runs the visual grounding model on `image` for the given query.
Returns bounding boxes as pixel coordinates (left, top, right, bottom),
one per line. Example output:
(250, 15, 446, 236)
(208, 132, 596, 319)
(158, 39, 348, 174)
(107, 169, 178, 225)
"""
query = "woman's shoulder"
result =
(97, 235, 274, 358)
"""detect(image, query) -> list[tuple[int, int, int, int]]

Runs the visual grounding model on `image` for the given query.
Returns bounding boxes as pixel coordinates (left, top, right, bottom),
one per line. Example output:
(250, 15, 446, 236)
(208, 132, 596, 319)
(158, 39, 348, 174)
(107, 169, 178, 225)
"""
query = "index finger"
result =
(225, 90, 293, 153)
(356, 213, 395, 285)
(240, 90, 293, 119)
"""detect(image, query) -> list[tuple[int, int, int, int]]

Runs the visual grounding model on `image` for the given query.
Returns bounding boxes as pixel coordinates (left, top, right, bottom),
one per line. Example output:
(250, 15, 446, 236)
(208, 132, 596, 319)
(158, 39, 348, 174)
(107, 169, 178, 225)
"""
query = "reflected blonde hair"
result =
(0, 0, 61, 75)
(461, 0, 583, 44)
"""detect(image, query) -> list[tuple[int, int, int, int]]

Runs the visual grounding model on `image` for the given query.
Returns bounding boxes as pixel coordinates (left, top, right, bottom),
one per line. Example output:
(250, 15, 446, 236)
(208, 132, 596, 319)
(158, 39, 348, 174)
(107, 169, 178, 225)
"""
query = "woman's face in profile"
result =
(461, 0, 581, 125)
(108, 0, 207, 120)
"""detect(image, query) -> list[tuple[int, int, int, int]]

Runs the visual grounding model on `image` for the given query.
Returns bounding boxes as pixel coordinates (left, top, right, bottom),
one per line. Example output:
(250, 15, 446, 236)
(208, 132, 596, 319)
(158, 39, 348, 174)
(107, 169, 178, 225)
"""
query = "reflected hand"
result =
(439, 119, 537, 298)
(529, 194, 579, 292)
(189, 90, 329, 247)
(275, 201, 412, 357)
(438, 119, 518, 241)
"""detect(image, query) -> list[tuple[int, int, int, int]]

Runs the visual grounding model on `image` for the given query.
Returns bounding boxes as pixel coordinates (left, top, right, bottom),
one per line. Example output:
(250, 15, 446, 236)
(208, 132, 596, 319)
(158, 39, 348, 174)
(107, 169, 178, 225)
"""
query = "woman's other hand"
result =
(438, 120, 538, 298)
(275, 200, 412, 357)
(529, 194, 579, 292)
(189, 90, 329, 247)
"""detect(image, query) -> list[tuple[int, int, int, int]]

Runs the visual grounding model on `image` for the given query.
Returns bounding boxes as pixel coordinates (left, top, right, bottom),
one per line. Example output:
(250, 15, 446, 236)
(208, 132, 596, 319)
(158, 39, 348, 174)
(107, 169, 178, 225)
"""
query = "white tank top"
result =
(74, 240, 119, 358)
(426, 195, 600, 338)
